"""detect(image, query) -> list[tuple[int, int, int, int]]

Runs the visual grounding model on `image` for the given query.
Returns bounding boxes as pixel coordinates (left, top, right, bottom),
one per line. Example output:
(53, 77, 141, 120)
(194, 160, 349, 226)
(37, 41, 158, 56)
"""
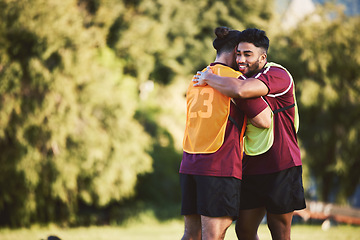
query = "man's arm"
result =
(232, 96, 271, 129)
(249, 106, 271, 129)
(193, 67, 268, 98)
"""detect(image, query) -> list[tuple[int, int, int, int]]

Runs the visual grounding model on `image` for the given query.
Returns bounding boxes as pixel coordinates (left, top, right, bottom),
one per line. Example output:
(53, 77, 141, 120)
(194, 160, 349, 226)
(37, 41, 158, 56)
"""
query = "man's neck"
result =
(247, 61, 267, 77)
(214, 54, 233, 68)
(260, 61, 267, 69)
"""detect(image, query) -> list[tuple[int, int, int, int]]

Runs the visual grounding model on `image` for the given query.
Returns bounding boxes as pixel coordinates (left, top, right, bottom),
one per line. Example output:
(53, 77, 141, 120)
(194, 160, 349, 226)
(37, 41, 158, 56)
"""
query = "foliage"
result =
(271, 4, 360, 202)
(0, 0, 152, 226)
(107, 0, 274, 84)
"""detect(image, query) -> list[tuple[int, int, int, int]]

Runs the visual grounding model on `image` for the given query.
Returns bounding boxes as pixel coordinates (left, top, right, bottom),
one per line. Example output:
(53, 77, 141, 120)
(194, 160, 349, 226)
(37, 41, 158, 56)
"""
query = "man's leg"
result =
(235, 207, 266, 240)
(266, 212, 293, 240)
(182, 214, 201, 240)
(201, 215, 233, 240)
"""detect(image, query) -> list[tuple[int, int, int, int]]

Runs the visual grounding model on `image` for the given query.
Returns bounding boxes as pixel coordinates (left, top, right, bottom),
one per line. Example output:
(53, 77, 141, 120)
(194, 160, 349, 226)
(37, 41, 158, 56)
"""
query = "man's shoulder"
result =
(264, 62, 291, 77)
(259, 64, 291, 83)
(210, 64, 242, 78)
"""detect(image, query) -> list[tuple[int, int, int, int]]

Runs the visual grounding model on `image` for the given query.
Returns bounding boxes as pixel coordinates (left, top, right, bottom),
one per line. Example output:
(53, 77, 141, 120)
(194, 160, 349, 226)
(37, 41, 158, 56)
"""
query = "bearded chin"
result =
(245, 60, 260, 78)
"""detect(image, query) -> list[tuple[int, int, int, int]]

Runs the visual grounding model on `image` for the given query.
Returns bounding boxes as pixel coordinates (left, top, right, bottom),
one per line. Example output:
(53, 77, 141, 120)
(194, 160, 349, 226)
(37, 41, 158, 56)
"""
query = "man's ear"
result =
(260, 52, 267, 63)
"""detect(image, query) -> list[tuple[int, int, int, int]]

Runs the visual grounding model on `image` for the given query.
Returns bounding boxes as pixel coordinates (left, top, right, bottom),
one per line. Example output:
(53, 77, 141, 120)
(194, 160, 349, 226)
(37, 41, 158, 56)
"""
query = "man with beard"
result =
(193, 28, 306, 240)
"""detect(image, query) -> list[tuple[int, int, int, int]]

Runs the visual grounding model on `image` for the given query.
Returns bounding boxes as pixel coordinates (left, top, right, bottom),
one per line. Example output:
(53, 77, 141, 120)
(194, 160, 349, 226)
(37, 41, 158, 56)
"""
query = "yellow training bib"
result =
(183, 65, 242, 154)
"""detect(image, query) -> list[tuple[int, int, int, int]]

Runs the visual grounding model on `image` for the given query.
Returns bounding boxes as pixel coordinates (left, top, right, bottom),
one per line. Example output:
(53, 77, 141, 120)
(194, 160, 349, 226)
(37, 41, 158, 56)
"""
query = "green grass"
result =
(1, 220, 359, 240)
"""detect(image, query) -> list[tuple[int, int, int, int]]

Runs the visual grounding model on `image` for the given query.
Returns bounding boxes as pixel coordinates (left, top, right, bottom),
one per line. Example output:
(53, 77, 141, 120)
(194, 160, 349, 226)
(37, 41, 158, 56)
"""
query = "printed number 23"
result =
(189, 88, 214, 118)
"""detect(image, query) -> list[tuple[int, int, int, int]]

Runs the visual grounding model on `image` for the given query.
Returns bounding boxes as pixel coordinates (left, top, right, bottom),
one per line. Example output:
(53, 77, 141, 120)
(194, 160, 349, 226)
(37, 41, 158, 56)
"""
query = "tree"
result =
(271, 4, 360, 202)
(107, 0, 275, 85)
(0, 0, 152, 226)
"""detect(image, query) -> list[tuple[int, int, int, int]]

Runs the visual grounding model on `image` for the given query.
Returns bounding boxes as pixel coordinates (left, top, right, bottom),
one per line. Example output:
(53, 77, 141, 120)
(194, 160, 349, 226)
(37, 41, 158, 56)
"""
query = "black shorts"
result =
(180, 174, 241, 219)
(240, 166, 306, 214)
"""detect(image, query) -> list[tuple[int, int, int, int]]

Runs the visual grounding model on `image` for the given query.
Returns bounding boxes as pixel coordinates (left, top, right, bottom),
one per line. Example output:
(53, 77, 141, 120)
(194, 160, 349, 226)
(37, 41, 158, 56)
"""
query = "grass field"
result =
(1, 220, 359, 240)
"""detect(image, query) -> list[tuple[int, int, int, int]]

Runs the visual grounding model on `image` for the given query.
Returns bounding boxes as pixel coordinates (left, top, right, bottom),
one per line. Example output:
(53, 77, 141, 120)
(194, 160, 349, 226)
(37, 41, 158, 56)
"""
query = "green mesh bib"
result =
(244, 62, 299, 156)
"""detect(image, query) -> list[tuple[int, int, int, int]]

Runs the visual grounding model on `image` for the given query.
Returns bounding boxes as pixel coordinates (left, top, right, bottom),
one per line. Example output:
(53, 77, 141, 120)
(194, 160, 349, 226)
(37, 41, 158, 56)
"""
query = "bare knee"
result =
(235, 208, 266, 240)
(235, 220, 259, 240)
(201, 216, 233, 240)
(182, 230, 201, 240)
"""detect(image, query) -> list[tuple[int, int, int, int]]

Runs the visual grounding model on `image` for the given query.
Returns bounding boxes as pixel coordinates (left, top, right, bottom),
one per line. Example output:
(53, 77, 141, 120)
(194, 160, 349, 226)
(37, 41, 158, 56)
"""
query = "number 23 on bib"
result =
(183, 65, 243, 154)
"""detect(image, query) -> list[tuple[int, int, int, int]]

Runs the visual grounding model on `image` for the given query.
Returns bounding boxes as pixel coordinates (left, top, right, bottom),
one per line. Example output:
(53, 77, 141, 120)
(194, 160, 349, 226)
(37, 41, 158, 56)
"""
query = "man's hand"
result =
(192, 66, 213, 87)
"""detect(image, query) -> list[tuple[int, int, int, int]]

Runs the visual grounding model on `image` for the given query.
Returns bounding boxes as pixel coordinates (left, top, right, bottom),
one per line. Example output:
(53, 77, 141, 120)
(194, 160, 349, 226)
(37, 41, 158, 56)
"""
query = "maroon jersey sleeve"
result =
(255, 66, 292, 96)
(233, 97, 268, 119)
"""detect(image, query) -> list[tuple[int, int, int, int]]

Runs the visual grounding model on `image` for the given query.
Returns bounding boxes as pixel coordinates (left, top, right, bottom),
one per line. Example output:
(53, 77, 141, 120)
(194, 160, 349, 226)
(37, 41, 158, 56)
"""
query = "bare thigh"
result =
(267, 211, 294, 240)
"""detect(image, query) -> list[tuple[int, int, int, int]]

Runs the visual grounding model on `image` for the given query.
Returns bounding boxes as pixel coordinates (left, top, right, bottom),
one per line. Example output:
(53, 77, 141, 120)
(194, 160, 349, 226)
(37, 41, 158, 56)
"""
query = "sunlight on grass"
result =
(0, 220, 359, 240)
(226, 223, 360, 240)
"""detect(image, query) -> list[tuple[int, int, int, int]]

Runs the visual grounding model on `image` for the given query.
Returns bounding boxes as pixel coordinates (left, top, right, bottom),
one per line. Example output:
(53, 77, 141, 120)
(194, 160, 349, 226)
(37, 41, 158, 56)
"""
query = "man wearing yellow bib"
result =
(194, 28, 306, 240)
(180, 27, 271, 240)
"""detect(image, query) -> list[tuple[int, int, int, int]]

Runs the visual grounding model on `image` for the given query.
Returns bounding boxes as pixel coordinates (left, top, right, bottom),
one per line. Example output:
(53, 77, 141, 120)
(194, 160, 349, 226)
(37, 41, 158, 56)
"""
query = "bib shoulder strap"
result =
(273, 103, 295, 114)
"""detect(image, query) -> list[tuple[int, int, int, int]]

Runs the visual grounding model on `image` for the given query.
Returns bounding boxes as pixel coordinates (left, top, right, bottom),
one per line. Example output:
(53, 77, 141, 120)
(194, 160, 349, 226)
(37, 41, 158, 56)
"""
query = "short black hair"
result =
(238, 28, 269, 52)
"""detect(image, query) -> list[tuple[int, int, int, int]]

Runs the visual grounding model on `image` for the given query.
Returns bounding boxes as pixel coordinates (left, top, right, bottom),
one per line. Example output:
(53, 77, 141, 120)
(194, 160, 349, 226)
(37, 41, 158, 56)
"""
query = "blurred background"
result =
(0, 0, 360, 228)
